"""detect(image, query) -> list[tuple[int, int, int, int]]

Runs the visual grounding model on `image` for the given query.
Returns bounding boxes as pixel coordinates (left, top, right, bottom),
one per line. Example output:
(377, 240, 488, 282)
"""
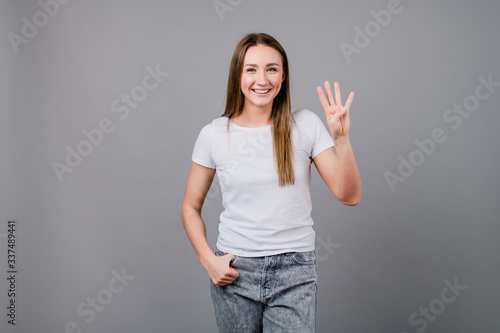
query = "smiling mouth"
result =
(252, 89, 271, 94)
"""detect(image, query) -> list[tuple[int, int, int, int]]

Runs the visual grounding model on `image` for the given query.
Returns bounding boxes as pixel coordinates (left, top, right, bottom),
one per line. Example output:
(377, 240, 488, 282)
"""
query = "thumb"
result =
(228, 266, 239, 278)
(333, 108, 347, 123)
(223, 253, 233, 263)
(225, 254, 239, 277)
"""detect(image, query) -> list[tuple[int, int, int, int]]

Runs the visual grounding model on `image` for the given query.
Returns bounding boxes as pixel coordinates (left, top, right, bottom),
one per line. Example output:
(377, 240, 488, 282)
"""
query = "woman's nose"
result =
(256, 71, 268, 85)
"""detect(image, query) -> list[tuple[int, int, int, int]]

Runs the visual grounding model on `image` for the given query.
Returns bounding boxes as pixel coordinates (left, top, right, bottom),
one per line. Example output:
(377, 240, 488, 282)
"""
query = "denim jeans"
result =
(210, 249, 318, 333)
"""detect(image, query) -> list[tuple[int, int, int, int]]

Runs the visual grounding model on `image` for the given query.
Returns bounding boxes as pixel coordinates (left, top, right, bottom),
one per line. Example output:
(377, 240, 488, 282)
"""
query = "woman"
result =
(181, 32, 361, 333)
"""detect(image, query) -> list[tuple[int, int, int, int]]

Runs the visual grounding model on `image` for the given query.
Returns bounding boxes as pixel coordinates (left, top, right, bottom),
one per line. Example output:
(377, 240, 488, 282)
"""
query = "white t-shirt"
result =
(191, 108, 334, 257)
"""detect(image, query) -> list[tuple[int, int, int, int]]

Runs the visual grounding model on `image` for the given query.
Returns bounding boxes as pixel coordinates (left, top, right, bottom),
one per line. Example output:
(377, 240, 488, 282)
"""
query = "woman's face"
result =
(240, 44, 284, 111)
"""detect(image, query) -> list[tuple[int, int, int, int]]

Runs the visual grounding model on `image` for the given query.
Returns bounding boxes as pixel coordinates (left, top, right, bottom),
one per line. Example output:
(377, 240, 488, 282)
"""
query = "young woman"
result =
(181, 33, 361, 333)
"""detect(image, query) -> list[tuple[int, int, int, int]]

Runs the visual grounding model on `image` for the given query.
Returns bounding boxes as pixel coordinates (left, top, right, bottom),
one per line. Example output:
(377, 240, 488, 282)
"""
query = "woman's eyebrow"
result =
(244, 63, 280, 67)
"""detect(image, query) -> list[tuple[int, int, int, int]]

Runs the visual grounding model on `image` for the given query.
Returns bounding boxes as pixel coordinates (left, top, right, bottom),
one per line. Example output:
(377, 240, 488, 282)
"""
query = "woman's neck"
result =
(234, 105, 273, 127)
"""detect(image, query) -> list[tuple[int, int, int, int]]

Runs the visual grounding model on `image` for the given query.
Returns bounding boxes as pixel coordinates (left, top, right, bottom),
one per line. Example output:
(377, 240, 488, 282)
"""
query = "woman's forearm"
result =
(181, 206, 216, 269)
(332, 135, 362, 205)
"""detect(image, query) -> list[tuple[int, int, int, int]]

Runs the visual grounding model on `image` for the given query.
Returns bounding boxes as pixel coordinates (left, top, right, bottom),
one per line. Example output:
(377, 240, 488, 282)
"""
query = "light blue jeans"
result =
(210, 249, 318, 333)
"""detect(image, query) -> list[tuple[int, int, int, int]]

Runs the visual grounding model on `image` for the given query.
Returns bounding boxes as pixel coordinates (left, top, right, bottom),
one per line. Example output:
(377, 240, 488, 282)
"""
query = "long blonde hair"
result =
(221, 33, 295, 187)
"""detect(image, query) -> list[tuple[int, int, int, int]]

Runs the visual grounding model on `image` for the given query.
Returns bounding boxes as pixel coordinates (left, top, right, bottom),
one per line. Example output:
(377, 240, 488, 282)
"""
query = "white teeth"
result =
(253, 89, 271, 94)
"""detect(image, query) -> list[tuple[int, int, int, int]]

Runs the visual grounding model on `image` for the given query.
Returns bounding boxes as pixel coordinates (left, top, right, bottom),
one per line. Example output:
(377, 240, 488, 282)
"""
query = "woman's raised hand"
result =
(317, 81, 354, 139)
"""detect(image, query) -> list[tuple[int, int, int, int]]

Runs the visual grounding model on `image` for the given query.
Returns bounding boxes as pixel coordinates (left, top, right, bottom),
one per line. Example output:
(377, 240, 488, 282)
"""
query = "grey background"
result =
(1, 0, 499, 332)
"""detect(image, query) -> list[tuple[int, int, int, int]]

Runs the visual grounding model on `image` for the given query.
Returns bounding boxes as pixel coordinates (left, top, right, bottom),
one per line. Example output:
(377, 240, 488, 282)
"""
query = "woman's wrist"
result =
(332, 134, 350, 146)
(200, 251, 217, 270)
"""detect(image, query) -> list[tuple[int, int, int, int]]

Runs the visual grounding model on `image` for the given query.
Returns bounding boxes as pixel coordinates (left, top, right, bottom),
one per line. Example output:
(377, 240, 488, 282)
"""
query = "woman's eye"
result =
(246, 68, 256, 72)
(268, 68, 277, 72)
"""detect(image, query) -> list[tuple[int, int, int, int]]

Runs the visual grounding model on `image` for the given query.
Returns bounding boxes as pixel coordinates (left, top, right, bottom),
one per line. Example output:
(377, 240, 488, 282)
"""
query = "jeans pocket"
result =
(291, 250, 316, 265)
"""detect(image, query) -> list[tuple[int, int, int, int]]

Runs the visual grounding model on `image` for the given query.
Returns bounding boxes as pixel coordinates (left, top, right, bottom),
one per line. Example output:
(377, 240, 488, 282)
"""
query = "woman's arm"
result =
(313, 138, 361, 205)
(314, 81, 362, 205)
(181, 162, 239, 285)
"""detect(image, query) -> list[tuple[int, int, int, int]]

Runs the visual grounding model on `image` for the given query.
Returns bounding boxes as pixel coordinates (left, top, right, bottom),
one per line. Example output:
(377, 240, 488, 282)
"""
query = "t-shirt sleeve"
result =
(309, 111, 335, 158)
(191, 123, 216, 169)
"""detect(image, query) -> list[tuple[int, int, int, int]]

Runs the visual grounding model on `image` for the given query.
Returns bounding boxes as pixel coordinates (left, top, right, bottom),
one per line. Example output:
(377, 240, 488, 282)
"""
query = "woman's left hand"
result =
(317, 81, 354, 139)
